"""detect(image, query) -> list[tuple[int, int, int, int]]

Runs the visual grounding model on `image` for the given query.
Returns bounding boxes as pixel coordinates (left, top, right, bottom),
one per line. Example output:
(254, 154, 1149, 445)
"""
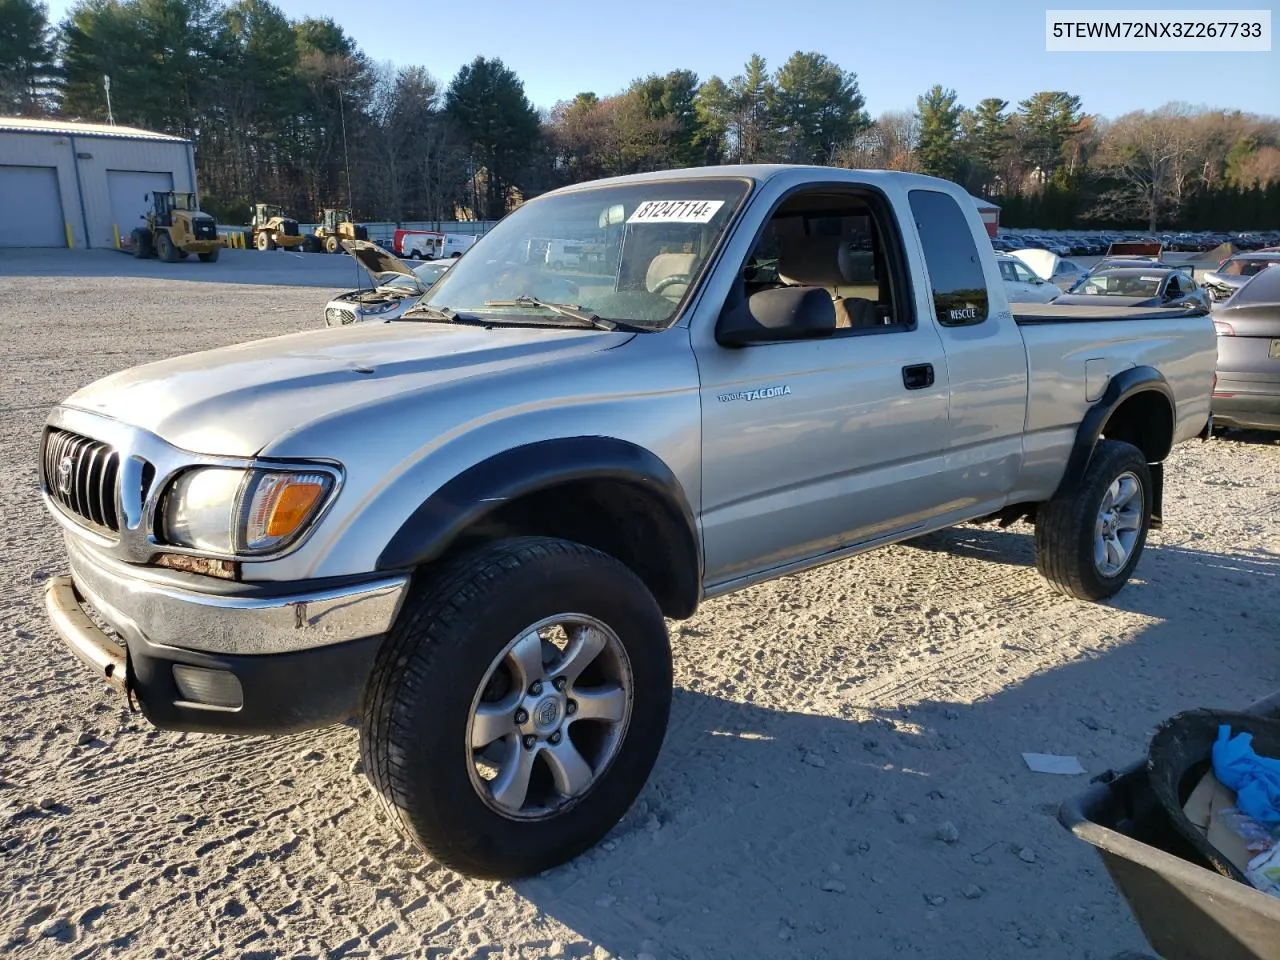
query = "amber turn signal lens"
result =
(266, 481, 327, 538)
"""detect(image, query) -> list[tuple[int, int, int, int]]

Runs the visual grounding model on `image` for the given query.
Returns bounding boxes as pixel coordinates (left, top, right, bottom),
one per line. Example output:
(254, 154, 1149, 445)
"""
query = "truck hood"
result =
(62, 324, 628, 457)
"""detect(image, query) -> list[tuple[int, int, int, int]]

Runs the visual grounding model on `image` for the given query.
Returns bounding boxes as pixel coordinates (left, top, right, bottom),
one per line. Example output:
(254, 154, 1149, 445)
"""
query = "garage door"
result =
(108, 170, 174, 240)
(0, 165, 65, 247)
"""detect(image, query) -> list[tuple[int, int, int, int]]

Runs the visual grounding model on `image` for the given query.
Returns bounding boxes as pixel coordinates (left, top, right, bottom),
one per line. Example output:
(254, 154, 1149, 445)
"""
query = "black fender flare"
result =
(375, 437, 702, 612)
(1053, 365, 1174, 510)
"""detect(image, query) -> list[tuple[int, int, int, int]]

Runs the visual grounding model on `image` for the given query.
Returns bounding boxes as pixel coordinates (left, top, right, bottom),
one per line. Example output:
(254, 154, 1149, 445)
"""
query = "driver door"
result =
(692, 188, 953, 588)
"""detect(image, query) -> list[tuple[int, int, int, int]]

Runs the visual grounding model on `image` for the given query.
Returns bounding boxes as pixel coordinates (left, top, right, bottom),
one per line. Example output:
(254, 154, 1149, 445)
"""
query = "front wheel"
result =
(360, 537, 672, 879)
(198, 247, 219, 263)
(1035, 439, 1153, 601)
(155, 230, 178, 262)
(324, 235, 339, 254)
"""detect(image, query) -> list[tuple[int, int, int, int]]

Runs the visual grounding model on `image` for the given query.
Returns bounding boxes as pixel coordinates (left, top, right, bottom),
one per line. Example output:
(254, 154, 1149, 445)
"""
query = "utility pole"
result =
(103, 75, 115, 126)
(338, 85, 354, 213)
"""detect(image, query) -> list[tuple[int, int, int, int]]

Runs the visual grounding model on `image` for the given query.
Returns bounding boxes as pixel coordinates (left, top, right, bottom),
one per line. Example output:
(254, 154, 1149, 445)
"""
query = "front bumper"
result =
(45, 541, 408, 733)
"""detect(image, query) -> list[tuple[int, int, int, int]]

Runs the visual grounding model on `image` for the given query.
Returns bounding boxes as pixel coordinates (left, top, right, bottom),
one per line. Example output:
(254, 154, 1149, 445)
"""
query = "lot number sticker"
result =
(627, 200, 725, 224)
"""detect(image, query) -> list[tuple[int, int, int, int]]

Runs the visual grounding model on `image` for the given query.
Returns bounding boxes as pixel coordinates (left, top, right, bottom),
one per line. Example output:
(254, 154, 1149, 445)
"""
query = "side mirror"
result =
(716, 286, 836, 347)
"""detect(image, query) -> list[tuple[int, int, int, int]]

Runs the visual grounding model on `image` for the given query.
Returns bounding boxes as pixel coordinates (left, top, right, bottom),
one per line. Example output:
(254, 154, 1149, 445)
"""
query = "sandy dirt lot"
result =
(2, 252, 1278, 959)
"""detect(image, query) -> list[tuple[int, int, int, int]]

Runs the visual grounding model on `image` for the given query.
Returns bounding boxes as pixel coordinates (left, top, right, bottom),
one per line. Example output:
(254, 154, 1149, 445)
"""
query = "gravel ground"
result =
(2, 254, 1279, 960)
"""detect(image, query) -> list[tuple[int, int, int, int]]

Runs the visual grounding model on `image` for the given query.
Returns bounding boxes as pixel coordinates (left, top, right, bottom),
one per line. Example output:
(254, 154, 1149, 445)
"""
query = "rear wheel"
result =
(1035, 439, 1152, 601)
(155, 231, 178, 263)
(360, 537, 672, 879)
(325, 235, 339, 254)
(198, 247, 219, 263)
(256, 231, 275, 251)
(303, 236, 321, 253)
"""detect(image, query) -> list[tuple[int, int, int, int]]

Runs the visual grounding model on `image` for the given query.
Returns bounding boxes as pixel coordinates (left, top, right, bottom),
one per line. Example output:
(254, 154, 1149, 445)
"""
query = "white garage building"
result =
(0, 117, 198, 249)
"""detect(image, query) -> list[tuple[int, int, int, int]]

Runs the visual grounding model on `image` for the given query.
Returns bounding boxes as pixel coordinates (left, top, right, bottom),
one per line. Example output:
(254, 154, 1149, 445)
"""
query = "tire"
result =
(131, 228, 151, 259)
(177, 250, 189, 259)
(325, 235, 339, 254)
(155, 230, 178, 263)
(303, 236, 321, 254)
(198, 247, 219, 263)
(360, 536, 672, 879)
(1034, 439, 1153, 601)
(256, 231, 275, 251)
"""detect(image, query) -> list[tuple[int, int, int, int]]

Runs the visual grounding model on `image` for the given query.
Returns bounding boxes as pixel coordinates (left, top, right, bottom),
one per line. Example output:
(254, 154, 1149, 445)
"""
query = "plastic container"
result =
(1058, 692, 1280, 960)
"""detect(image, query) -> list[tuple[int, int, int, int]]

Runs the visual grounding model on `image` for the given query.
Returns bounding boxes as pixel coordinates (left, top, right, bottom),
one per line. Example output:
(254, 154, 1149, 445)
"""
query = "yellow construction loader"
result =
(249, 203, 306, 251)
(306, 208, 367, 253)
(131, 192, 220, 262)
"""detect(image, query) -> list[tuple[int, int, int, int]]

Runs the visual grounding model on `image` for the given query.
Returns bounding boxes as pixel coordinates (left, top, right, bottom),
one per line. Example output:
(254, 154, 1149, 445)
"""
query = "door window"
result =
(738, 188, 912, 335)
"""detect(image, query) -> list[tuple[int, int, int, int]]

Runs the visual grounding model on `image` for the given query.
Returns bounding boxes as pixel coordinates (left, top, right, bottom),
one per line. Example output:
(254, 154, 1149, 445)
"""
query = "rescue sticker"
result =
(627, 200, 725, 224)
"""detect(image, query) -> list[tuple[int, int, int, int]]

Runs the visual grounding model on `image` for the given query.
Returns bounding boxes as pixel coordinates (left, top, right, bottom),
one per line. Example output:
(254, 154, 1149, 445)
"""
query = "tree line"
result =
(3, 0, 1278, 230)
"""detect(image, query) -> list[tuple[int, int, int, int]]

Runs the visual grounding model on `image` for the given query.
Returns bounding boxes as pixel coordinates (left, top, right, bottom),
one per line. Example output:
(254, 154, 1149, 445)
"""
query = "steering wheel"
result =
(651, 274, 693, 296)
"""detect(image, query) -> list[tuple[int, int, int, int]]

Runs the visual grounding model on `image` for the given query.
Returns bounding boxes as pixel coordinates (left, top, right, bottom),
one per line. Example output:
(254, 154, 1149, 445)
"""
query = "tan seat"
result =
(776, 235, 880, 329)
(646, 252, 700, 302)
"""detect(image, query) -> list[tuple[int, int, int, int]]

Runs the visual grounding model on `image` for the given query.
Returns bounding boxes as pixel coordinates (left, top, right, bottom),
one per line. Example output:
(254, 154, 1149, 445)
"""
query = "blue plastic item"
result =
(1214, 725, 1280, 825)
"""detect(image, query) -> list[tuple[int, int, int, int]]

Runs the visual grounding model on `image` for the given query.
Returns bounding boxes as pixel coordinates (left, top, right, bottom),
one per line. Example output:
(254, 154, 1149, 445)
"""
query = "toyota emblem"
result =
(56, 456, 74, 496)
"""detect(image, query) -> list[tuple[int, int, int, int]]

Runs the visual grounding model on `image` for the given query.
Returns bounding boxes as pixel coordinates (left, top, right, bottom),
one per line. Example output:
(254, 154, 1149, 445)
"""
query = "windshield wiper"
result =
(482, 295, 618, 330)
(396, 303, 457, 322)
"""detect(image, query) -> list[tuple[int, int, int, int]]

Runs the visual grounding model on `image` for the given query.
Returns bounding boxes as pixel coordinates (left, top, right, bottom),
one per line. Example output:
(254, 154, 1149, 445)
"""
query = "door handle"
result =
(902, 363, 935, 390)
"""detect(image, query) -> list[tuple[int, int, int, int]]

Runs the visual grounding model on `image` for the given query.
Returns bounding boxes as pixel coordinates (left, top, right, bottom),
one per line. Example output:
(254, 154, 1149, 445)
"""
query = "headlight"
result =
(360, 299, 402, 315)
(162, 466, 336, 556)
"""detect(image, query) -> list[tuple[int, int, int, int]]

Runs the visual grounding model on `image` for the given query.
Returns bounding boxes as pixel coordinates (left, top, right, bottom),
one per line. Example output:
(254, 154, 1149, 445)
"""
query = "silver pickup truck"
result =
(39, 166, 1215, 879)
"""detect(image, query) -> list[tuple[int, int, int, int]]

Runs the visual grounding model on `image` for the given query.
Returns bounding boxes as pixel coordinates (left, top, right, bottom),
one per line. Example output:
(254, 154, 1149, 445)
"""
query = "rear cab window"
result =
(908, 190, 990, 327)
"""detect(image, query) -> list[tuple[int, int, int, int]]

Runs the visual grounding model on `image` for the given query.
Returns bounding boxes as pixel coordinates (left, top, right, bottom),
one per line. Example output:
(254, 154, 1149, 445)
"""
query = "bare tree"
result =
(1091, 108, 1202, 230)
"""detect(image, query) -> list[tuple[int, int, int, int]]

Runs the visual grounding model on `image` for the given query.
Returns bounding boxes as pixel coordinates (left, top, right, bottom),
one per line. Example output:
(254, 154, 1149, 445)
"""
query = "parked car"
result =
(1202, 252, 1280, 301)
(997, 253, 1060, 302)
(323, 241, 453, 326)
(1211, 265, 1280, 432)
(990, 237, 1015, 252)
(37, 165, 1215, 880)
(1058, 265, 1210, 310)
(1013, 249, 1087, 291)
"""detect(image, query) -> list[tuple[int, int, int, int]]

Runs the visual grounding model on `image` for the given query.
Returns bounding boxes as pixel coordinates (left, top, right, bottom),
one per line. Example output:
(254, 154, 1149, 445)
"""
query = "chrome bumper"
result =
(61, 536, 408, 657)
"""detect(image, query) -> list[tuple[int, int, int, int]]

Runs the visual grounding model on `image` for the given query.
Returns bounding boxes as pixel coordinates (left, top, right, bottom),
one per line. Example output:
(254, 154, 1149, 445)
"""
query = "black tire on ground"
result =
(131, 228, 152, 259)
(325, 235, 339, 254)
(155, 230, 178, 262)
(1034, 439, 1153, 601)
(198, 247, 219, 262)
(303, 235, 321, 253)
(360, 536, 672, 879)
(256, 231, 274, 251)
(177, 250, 189, 259)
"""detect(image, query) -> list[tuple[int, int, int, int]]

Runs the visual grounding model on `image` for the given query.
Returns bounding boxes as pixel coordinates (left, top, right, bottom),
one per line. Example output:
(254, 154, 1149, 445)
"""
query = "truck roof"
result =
(550, 165, 960, 194)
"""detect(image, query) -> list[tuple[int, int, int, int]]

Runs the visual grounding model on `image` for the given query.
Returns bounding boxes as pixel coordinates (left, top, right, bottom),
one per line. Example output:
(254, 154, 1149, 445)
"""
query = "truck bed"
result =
(1014, 304, 1209, 325)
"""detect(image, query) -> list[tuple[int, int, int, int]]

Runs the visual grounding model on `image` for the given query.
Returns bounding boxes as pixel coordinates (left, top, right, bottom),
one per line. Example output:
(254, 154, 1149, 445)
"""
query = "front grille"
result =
(281, 220, 300, 237)
(326, 307, 356, 327)
(193, 219, 216, 240)
(42, 429, 122, 533)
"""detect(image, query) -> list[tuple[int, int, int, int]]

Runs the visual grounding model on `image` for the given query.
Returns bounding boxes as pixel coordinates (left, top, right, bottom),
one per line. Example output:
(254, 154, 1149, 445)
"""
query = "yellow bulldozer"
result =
(131, 191, 220, 262)
(249, 203, 306, 251)
(306, 208, 367, 253)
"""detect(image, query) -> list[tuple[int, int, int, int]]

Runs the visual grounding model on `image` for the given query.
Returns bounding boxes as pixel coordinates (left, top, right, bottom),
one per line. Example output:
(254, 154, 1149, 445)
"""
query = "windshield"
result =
(1223, 257, 1280, 277)
(1076, 270, 1166, 297)
(417, 178, 751, 329)
(412, 261, 450, 284)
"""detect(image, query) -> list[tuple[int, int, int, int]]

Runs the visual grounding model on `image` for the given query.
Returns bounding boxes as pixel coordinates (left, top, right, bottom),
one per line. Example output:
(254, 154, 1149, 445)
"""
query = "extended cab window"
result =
(908, 190, 990, 327)
(740, 189, 910, 334)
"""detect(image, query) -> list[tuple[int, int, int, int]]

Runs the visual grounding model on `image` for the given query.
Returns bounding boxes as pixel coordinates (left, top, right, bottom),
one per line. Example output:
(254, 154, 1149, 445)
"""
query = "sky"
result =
(45, 0, 1280, 118)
